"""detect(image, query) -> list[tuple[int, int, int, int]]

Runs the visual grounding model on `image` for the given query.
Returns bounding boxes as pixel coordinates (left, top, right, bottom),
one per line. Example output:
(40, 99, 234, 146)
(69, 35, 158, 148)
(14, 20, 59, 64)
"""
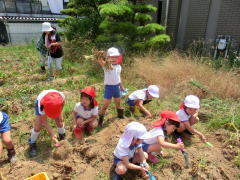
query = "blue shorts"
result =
(113, 156, 133, 167)
(0, 112, 11, 133)
(127, 98, 135, 106)
(104, 84, 121, 99)
(142, 143, 150, 153)
(35, 100, 41, 116)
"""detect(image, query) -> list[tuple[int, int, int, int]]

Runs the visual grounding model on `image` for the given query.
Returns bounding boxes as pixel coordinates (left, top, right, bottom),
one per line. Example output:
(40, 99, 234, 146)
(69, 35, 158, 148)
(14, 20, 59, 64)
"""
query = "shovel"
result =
(177, 138, 190, 168)
(205, 141, 213, 147)
(147, 170, 156, 180)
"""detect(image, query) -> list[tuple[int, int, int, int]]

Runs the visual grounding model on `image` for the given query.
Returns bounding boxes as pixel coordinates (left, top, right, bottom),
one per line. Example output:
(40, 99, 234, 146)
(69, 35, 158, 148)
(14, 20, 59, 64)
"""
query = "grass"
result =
(0, 44, 240, 178)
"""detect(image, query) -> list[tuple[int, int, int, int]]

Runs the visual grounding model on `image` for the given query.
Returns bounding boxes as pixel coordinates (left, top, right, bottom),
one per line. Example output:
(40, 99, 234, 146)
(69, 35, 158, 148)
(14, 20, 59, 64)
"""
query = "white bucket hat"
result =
(184, 95, 200, 109)
(147, 85, 160, 98)
(119, 122, 150, 148)
(107, 47, 120, 57)
(42, 22, 53, 32)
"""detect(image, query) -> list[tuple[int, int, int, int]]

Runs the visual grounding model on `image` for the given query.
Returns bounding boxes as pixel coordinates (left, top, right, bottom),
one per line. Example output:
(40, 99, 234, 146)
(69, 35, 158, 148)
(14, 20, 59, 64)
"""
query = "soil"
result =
(0, 117, 239, 180)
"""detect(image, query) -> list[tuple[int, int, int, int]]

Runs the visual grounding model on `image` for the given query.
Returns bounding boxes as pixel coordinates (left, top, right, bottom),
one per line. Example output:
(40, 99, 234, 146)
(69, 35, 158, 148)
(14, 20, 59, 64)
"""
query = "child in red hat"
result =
(28, 90, 65, 157)
(72, 87, 98, 139)
(0, 111, 17, 163)
(142, 111, 184, 163)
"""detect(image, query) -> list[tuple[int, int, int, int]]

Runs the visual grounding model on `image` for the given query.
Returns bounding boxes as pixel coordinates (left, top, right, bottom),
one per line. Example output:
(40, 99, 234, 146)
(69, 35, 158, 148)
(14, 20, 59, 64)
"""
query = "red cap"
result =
(152, 110, 180, 128)
(40, 92, 64, 119)
(81, 87, 98, 106)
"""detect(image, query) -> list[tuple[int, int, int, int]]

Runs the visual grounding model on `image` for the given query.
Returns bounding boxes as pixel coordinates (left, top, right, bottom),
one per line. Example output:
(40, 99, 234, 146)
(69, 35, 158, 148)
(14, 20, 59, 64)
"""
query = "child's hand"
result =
(176, 142, 184, 150)
(51, 135, 59, 146)
(145, 113, 152, 119)
(77, 120, 86, 128)
(200, 134, 207, 143)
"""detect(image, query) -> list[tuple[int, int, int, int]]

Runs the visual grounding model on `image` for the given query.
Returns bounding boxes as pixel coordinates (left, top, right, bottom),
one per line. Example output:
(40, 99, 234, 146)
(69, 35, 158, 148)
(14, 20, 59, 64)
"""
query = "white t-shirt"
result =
(74, 102, 98, 119)
(114, 143, 142, 159)
(143, 127, 165, 145)
(176, 109, 191, 122)
(103, 64, 121, 85)
(36, 89, 65, 115)
(128, 89, 147, 101)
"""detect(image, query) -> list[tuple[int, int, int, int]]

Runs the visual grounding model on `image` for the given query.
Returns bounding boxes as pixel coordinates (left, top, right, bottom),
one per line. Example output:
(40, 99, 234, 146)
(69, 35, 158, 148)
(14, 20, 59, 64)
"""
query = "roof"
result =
(0, 15, 65, 23)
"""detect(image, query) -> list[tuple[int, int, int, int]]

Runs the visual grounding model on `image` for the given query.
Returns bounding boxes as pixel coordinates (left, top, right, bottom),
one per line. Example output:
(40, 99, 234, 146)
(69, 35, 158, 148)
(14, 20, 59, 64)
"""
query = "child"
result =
(28, 89, 65, 157)
(142, 111, 184, 163)
(176, 95, 206, 142)
(36, 31, 47, 71)
(127, 85, 160, 118)
(96, 47, 124, 128)
(113, 122, 151, 179)
(72, 87, 98, 138)
(42, 22, 63, 81)
(0, 111, 17, 163)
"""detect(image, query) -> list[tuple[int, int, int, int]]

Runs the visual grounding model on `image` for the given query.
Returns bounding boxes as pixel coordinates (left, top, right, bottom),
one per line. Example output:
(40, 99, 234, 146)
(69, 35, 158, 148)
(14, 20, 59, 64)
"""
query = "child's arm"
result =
(120, 81, 124, 91)
(41, 120, 58, 144)
(158, 136, 184, 150)
(122, 156, 148, 172)
(136, 100, 152, 118)
(183, 121, 206, 142)
(96, 51, 106, 67)
(81, 115, 97, 125)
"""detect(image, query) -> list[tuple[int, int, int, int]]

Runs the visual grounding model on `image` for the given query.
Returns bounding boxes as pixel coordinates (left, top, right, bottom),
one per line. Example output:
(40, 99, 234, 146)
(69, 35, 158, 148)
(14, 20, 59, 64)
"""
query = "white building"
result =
(0, 0, 67, 45)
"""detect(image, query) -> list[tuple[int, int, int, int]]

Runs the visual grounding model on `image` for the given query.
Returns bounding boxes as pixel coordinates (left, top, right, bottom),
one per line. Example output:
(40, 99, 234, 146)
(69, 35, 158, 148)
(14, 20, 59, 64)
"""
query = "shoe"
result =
(148, 153, 160, 163)
(117, 109, 124, 119)
(7, 148, 17, 163)
(41, 66, 46, 71)
(47, 76, 54, 81)
(98, 115, 104, 128)
(29, 142, 37, 157)
(58, 133, 65, 141)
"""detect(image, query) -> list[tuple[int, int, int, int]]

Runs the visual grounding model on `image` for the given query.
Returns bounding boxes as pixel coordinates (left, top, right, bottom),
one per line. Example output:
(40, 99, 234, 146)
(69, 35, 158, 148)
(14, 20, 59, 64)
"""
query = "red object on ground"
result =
(73, 127, 84, 139)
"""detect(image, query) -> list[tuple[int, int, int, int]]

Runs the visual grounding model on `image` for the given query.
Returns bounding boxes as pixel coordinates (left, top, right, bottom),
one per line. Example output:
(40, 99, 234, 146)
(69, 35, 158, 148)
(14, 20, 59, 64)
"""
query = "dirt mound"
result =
(0, 118, 239, 180)
(53, 140, 72, 160)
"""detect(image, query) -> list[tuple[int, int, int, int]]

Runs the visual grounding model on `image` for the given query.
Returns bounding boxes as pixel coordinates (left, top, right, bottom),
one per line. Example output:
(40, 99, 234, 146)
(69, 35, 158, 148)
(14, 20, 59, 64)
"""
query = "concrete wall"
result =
(6, 22, 61, 44)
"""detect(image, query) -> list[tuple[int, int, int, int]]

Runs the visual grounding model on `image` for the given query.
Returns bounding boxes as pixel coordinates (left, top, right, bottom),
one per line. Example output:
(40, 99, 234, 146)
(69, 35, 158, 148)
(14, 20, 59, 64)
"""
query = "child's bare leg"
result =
(55, 115, 65, 140)
(189, 113, 199, 126)
(0, 141, 2, 158)
(88, 119, 98, 131)
(2, 131, 14, 150)
(113, 97, 121, 109)
(115, 161, 127, 175)
(177, 122, 186, 132)
(30, 115, 45, 143)
(147, 144, 163, 154)
(132, 151, 148, 163)
(100, 99, 112, 115)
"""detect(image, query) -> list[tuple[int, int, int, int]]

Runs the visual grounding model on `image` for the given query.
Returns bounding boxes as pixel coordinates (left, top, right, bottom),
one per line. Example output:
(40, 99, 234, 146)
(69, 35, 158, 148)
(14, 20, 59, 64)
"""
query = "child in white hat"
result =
(176, 95, 206, 142)
(113, 122, 151, 179)
(127, 85, 160, 118)
(96, 47, 125, 128)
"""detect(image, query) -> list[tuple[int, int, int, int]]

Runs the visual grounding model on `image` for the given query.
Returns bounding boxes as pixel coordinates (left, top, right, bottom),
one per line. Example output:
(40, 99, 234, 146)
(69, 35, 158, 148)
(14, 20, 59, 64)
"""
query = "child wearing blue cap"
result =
(0, 111, 17, 163)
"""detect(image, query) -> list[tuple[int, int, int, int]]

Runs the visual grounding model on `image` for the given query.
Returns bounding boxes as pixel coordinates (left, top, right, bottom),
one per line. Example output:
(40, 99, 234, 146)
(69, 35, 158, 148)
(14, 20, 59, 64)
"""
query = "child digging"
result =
(113, 122, 151, 179)
(176, 95, 206, 142)
(28, 90, 66, 157)
(142, 110, 184, 163)
(96, 47, 124, 128)
(0, 111, 17, 163)
(72, 87, 98, 139)
(127, 85, 160, 118)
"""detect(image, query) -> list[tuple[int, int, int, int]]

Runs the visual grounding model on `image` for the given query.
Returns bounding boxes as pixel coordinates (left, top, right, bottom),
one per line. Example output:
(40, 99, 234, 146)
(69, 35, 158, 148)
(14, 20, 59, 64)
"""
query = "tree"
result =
(59, 0, 110, 40)
(97, 0, 170, 51)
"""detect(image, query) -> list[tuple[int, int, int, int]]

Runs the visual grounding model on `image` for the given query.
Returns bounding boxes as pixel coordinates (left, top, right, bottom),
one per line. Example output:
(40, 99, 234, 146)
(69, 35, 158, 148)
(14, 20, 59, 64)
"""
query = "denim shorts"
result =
(104, 84, 121, 99)
(142, 143, 150, 152)
(126, 98, 135, 106)
(0, 112, 11, 133)
(35, 100, 41, 116)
